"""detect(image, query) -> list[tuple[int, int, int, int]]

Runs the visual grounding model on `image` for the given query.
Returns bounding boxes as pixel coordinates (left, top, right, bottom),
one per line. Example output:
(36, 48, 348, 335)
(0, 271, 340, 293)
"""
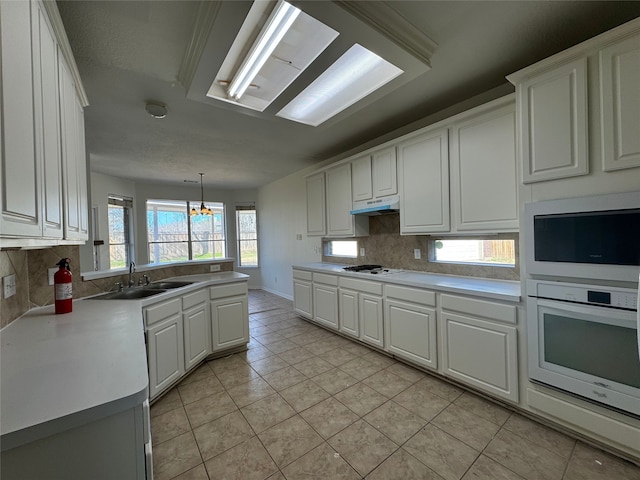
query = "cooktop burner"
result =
(343, 265, 403, 275)
(343, 264, 382, 272)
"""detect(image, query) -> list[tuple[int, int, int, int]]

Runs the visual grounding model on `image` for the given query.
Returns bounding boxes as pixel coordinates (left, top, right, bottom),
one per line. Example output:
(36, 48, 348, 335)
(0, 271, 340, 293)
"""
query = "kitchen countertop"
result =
(294, 263, 521, 302)
(0, 271, 249, 451)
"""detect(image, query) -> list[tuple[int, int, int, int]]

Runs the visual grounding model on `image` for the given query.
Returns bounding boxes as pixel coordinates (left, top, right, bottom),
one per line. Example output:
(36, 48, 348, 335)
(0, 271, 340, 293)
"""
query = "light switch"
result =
(414, 249, 421, 260)
(3, 274, 17, 299)
(360, 248, 365, 257)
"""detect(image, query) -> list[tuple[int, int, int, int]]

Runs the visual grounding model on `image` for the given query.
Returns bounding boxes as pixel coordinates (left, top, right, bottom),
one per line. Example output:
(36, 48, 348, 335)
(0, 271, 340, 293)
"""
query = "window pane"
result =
(236, 209, 258, 267)
(147, 200, 189, 263)
(239, 239, 258, 266)
(433, 239, 515, 265)
(191, 203, 226, 260)
(326, 240, 357, 258)
(108, 204, 130, 269)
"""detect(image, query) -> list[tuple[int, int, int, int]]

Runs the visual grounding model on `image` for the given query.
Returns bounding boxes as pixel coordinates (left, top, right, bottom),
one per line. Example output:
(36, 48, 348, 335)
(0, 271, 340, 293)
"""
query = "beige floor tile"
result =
(418, 374, 464, 402)
(300, 397, 359, 439)
(241, 393, 296, 433)
(151, 388, 183, 418)
(453, 391, 511, 426)
(242, 345, 274, 363)
(362, 351, 396, 369)
(184, 390, 238, 428)
(319, 347, 358, 367)
(293, 356, 334, 378)
(171, 463, 209, 480)
(253, 332, 286, 345)
(178, 375, 225, 405)
(432, 404, 500, 451)
(563, 441, 640, 480)
(226, 377, 276, 408)
(367, 448, 445, 480)
(502, 414, 575, 460)
(339, 357, 385, 381)
(204, 436, 278, 480)
(340, 342, 374, 357)
(266, 472, 286, 480)
(277, 346, 316, 365)
(258, 415, 324, 468)
(363, 369, 413, 398)
(334, 382, 388, 416)
(328, 419, 398, 477)
(484, 429, 567, 480)
(392, 382, 451, 421)
(250, 355, 291, 375)
(364, 400, 427, 445)
(304, 339, 341, 355)
(262, 365, 308, 391)
(280, 378, 331, 412)
(403, 424, 479, 480)
(153, 431, 203, 480)
(207, 353, 247, 373)
(278, 325, 315, 339)
(216, 363, 260, 389)
(282, 442, 361, 480)
(384, 362, 426, 383)
(178, 362, 215, 386)
(193, 410, 254, 461)
(312, 368, 359, 395)
(288, 332, 324, 346)
(265, 338, 299, 354)
(462, 455, 525, 480)
(151, 406, 191, 445)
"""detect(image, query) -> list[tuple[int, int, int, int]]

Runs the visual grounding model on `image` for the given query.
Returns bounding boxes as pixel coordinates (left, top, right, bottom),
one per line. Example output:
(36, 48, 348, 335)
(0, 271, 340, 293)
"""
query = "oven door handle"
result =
(637, 273, 639, 361)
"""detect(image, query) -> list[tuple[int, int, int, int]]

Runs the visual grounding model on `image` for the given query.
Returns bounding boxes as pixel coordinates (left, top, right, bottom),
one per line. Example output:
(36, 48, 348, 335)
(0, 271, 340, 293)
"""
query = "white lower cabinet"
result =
(384, 285, 437, 370)
(338, 288, 359, 338)
(313, 273, 339, 330)
(210, 282, 249, 351)
(439, 294, 518, 403)
(145, 298, 184, 400)
(293, 269, 313, 319)
(339, 277, 384, 348)
(182, 289, 211, 371)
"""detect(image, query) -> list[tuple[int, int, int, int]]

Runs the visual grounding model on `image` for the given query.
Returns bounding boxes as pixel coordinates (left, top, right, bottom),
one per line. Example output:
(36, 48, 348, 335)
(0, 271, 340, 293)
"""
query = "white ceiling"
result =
(57, 1, 640, 189)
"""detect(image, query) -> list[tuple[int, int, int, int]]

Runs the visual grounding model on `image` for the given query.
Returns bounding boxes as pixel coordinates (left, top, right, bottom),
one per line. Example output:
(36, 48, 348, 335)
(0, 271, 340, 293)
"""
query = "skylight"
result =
(276, 44, 404, 126)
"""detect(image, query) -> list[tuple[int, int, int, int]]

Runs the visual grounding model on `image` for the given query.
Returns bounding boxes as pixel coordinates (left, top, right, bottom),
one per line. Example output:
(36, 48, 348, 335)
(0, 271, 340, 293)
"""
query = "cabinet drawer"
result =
(145, 298, 181, 326)
(182, 288, 207, 310)
(293, 269, 312, 281)
(385, 284, 435, 306)
(340, 277, 382, 295)
(210, 282, 248, 300)
(313, 273, 338, 286)
(441, 294, 516, 325)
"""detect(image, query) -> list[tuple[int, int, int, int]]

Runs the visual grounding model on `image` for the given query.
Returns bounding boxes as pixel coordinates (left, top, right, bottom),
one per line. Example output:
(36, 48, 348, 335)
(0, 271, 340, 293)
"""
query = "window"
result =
(147, 199, 226, 264)
(325, 240, 357, 258)
(236, 205, 258, 267)
(432, 238, 516, 266)
(108, 195, 133, 269)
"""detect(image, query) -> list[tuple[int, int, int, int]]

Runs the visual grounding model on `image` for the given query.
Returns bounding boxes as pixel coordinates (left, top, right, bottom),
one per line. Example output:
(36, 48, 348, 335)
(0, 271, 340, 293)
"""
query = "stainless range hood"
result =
(350, 195, 400, 216)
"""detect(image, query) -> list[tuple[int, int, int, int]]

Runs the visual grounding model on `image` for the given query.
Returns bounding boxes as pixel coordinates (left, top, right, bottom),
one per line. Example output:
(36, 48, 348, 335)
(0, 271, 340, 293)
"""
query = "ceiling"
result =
(57, 1, 640, 189)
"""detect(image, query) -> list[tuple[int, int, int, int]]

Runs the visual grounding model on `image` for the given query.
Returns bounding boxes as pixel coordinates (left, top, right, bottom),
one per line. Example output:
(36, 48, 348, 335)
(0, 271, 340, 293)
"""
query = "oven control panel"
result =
(530, 280, 638, 311)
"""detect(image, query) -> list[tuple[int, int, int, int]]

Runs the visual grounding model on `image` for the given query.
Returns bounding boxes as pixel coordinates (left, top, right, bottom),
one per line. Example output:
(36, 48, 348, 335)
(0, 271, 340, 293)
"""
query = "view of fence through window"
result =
(433, 239, 515, 265)
(146, 200, 225, 264)
(236, 206, 258, 267)
(108, 195, 133, 269)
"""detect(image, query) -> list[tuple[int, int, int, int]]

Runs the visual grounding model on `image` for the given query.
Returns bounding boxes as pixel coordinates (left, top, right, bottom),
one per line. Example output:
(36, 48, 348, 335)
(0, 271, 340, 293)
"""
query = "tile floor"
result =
(150, 290, 640, 480)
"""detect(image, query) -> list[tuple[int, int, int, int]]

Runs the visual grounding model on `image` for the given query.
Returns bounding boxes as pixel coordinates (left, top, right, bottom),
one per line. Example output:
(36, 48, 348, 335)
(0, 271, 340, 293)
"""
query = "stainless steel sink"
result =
(147, 281, 194, 289)
(90, 288, 167, 300)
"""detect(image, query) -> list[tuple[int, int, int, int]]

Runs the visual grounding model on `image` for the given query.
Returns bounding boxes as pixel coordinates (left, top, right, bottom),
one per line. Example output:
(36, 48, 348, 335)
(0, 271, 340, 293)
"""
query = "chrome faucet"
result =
(128, 262, 136, 288)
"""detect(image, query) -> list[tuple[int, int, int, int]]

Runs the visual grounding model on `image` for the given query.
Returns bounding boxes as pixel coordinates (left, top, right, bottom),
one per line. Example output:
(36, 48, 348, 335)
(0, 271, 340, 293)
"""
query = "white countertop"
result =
(0, 271, 249, 451)
(294, 263, 521, 302)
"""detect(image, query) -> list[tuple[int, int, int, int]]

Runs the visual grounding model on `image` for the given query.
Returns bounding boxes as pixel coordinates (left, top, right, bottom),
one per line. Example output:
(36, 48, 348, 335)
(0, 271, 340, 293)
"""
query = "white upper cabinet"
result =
(326, 163, 368, 237)
(372, 147, 397, 198)
(450, 99, 518, 232)
(600, 33, 640, 171)
(515, 58, 589, 183)
(351, 155, 373, 202)
(306, 172, 326, 236)
(398, 128, 450, 234)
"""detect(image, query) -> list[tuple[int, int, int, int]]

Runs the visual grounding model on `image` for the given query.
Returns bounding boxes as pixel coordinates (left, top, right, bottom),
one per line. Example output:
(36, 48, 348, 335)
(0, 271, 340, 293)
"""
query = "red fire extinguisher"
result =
(54, 258, 73, 314)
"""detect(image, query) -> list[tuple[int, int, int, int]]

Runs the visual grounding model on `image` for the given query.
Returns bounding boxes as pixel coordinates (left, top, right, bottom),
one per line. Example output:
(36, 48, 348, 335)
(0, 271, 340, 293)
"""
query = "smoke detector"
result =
(145, 102, 167, 119)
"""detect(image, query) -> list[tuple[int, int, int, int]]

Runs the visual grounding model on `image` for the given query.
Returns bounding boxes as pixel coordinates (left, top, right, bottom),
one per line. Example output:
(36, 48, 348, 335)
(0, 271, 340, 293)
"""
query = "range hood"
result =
(350, 195, 400, 216)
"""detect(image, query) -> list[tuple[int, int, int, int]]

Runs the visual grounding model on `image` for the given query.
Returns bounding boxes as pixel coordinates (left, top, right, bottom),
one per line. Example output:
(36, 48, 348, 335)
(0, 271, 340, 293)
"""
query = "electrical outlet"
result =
(296, 233, 303, 240)
(48, 267, 58, 286)
(414, 248, 421, 260)
(360, 248, 365, 257)
(3, 274, 17, 299)
(210, 264, 221, 272)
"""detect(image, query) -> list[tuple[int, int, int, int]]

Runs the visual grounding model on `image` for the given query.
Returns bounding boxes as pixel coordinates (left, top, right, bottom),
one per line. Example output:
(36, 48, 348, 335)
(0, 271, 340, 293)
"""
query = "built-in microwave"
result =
(523, 191, 640, 283)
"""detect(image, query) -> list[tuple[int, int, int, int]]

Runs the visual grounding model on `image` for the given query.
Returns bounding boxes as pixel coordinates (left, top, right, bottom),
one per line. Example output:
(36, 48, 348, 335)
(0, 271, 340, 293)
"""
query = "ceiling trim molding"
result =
(333, 0, 438, 67)
(42, 1, 89, 106)
(178, 1, 222, 91)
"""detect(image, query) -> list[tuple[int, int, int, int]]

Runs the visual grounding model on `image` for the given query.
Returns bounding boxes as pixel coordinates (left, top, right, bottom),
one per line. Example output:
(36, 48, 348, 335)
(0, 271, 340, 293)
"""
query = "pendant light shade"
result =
(190, 173, 212, 216)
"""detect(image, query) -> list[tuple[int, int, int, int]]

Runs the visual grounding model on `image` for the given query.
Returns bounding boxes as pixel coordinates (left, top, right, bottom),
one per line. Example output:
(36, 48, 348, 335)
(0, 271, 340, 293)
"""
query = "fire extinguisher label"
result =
(55, 283, 72, 300)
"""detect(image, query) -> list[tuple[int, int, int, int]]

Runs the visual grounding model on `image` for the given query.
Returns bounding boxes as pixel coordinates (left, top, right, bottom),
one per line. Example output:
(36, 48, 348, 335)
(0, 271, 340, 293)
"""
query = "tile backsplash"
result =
(322, 214, 520, 281)
(1, 245, 234, 328)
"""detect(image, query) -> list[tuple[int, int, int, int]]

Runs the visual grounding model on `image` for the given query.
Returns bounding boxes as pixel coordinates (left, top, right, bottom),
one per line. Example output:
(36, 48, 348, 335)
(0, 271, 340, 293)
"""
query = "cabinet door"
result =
(451, 101, 518, 232)
(351, 155, 373, 202)
(600, 34, 640, 171)
(385, 299, 437, 369)
(306, 172, 326, 236)
(183, 303, 211, 371)
(440, 312, 518, 402)
(519, 58, 588, 183)
(147, 315, 185, 399)
(211, 295, 249, 351)
(326, 163, 355, 236)
(398, 129, 450, 234)
(313, 283, 339, 330)
(0, 0, 42, 238)
(373, 147, 397, 197)
(338, 288, 359, 338)
(360, 293, 383, 348)
(293, 279, 313, 319)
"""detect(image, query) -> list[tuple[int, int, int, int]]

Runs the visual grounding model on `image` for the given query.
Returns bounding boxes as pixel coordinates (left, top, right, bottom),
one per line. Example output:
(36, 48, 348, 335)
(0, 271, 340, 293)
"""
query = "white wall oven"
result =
(527, 280, 639, 416)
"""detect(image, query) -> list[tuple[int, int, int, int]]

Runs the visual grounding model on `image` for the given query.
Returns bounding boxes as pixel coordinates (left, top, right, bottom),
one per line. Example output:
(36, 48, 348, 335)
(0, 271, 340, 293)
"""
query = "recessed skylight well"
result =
(276, 44, 404, 126)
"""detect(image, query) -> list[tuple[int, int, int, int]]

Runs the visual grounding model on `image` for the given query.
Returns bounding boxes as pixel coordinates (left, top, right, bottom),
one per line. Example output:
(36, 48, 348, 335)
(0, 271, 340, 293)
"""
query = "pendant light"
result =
(190, 173, 213, 216)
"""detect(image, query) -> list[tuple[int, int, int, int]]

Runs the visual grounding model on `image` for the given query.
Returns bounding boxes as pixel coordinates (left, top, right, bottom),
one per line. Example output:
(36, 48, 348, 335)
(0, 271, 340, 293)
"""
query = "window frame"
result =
(324, 239, 358, 258)
(235, 204, 258, 268)
(107, 195, 134, 269)
(430, 236, 516, 267)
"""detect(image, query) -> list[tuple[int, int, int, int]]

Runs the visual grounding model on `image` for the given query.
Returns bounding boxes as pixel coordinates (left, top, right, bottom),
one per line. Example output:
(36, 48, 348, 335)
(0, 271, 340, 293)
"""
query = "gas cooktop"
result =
(342, 265, 403, 275)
